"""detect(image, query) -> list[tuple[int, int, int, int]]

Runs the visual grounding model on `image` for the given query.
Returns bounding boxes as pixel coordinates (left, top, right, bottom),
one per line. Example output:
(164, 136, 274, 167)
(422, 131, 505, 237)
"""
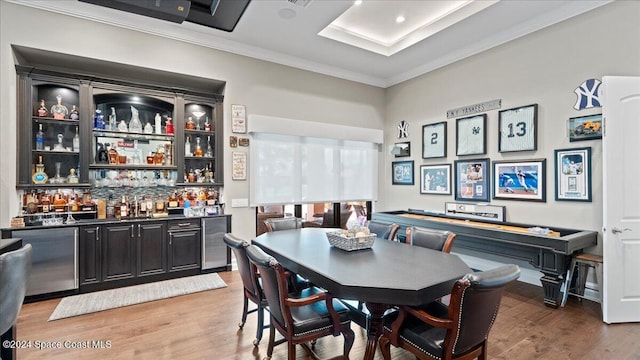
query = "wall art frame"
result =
(492, 159, 546, 202)
(456, 113, 487, 156)
(568, 114, 602, 142)
(498, 104, 537, 152)
(392, 160, 414, 185)
(422, 121, 447, 159)
(555, 147, 591, 202)
(454, 158, 490, 202)
(420, 164, 451, 195)
(394, 141, 411, 157)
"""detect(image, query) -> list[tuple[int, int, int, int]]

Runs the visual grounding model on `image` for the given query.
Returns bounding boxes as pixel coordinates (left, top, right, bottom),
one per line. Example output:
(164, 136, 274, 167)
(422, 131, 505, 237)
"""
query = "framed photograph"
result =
(394, 141, 411, 157)
(493, 159, 546, 202)
(420, 164, 451, 194)
(231, 104, 247, 133)
(498, 104, 537, 152)
(555, 147, 591, 201)
(392, 160, 414, 185)
(568, 114, 602, 142)
(454, 158, 490, 202)
(456, 114, 487, 156)
(422, 121, 447, 159)
(232, 151, 247, 180)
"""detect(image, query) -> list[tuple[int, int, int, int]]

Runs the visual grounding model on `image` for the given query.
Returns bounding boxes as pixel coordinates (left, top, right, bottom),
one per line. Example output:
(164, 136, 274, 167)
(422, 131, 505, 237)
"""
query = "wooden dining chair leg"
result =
(379, 336, 392, 360)
(287, 342, 297, 360)
(343, 326, 355, 359)
(254, 305, 265, 346)
(239, 295, 249, 328)
(265, 324, 276, 360)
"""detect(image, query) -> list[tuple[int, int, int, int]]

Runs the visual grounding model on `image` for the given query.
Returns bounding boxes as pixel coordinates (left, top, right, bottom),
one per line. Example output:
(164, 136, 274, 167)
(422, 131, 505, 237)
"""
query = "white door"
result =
(602, 76, 640, 324)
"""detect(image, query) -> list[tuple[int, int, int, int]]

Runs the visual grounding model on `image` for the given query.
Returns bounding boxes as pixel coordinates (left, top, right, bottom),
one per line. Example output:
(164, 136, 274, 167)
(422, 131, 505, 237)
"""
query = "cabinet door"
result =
(137, 221, 167, 276)
(168, 230, 201, 272)
(102, 224, 136, 281)
(79, 226, 102, 285)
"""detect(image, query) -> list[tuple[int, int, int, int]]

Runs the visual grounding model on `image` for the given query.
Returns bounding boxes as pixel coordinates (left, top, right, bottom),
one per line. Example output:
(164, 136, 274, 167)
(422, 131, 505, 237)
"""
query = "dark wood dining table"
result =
(252, 228, 471, 360)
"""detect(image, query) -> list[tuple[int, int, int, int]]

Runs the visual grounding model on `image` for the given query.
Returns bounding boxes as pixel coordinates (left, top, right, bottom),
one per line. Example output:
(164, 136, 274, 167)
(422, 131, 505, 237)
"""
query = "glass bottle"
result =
(108, 143, 119, 165)
(194, 137, 204, 157)
(35, 123, 45, 150)
(119, 195, 129, 218)
(106, 195, 115, 218)
(32, 155, 48, 184)
(154, 145, 164, 165)
(204, 116, 212, 132)
(188, 168, 195, 183)
(186, 116, 196, 130)
(53, 133, 65, 151)
(168, 191, 178, 208)
(50, 94, 69, 119)
(51, 162, 63, 184)
(205, 136, 213, 157)
(165, 117, 174, 134)
(185, 136, 192, 156)
(144, 121, 153, 134)
(118, 119, 128, 132)
(155, 113, 162, 134)
(41, 191, 51, 213)
(67, 168, 79, 184)
(37, 99, 48, 117)
(94, 109, 104, 129)
(108, 107, 117, 131)
(73, 126, 80, 152)
(146, 195, 154, 217)
(132, 140, 142, 165)
(129, 105, 143, 133)
(69, 105, 80, 120)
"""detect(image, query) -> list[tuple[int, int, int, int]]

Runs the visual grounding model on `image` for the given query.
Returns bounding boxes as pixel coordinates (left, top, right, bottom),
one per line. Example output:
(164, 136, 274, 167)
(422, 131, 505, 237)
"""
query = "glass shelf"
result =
(185, 129, 215, 136)
(177, 182, 223, 187)
(33, 117, 80, 125)
(17, 183, 91, 189)
(185, 156, 215, 160)
(33, 150, 80, 155)
(93, 129, 174, 141)
(89, 164, 177, 170)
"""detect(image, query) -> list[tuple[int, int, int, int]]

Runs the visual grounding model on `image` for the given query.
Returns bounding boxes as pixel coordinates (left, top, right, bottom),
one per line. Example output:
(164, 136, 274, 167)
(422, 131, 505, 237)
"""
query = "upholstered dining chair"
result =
(366, 220, 400, 241)
(0, 244, 32, 360)
(406, 226, 456, 253)
(379, 264, 521, 360)
(223, 234, 268, 346)
(264, 217, 303, 232)
(245, 244, 355, 360)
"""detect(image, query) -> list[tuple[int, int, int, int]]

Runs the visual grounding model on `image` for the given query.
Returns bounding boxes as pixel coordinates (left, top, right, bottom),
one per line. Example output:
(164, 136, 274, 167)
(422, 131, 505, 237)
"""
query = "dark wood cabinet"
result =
(137, 221, 167, 276)
(168, 219, 201, 271)
(79, 226, 101, 285)
(102, 224, 136, 281)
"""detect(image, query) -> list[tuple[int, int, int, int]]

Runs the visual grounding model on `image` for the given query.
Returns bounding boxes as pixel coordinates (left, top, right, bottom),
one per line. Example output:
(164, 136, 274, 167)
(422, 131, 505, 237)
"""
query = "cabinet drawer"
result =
(168, 219, 200, 231)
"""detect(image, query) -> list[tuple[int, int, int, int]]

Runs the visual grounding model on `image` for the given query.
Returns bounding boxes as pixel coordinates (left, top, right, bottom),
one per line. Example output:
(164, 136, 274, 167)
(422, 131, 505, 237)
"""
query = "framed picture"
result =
(231, 104, 247, 133)
(392, 160, 414, 185)
(498, 104, 537, 152)
(454, 158, 490, 202)
(420, 164, 451, 195)
(568, 114, 602, 142)
(456, 114, 487, 156)
(394, 141, 411, 157)
(555, 147, 591, 201)
(492, 159, 546, 202)
(232, 151, 247, 180)
(422, 121, 447, 159)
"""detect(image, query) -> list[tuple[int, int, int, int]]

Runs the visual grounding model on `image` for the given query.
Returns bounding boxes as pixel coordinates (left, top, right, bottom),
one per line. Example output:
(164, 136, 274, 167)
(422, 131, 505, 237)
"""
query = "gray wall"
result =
(0, 2, 385, 239)
(379, 0, 640, 255)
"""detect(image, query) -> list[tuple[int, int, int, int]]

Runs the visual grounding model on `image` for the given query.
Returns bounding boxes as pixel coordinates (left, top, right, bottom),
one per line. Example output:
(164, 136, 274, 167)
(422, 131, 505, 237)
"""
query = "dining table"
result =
(252, 228, 471, 360)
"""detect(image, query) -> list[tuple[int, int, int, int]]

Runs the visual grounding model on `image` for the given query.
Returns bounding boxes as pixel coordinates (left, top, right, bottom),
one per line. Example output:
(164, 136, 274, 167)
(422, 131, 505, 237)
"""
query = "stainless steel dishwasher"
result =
(11, 227, 78, 296)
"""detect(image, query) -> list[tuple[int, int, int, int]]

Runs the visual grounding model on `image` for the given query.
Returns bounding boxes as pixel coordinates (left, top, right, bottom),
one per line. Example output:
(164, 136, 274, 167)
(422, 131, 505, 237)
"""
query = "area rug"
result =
(49, 273, 226, 321)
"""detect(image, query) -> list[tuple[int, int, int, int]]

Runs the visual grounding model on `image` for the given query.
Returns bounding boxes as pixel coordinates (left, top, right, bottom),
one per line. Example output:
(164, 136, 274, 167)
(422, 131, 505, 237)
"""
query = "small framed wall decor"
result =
(454, 158, 490, 202)
(394, 141, 411, 157)
(392, 160, 414, 185)
(492, 159, 546, 202)
(232, 151, 247, 181)
(498, 104, 537, 152)
(555, 147, 591, 202)
(422, 121, 447, 159)
(456, 114, 487, 156)
(420, 164, 451, 195)
(568, 114, 602, 142)
(231, 104, 247, 133)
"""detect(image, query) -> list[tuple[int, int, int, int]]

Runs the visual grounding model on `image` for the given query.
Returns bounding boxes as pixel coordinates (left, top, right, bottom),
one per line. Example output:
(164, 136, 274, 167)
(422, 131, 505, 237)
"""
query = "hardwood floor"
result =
(14, 270, 640, 360)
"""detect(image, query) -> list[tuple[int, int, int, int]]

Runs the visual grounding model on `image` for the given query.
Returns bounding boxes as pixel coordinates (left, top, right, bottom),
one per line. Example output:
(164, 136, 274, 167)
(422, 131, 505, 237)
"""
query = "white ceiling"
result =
(11, 0, 612, 88)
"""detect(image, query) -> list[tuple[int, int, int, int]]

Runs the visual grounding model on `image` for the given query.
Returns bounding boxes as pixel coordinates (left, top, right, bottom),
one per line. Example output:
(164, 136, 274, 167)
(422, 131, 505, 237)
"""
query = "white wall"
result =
(0, 1, 385, 239)
(379, 0, 640, 255)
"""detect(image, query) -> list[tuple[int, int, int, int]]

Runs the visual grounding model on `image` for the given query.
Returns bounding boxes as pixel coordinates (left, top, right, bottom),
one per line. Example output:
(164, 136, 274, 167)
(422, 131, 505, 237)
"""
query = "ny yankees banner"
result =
(574, 79, 602, 110)
(397, 120, 408, 139)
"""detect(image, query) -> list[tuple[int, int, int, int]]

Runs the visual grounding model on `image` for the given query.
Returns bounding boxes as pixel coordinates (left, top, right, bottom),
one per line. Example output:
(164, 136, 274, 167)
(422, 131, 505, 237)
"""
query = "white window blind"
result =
(249, 117, 380, 206)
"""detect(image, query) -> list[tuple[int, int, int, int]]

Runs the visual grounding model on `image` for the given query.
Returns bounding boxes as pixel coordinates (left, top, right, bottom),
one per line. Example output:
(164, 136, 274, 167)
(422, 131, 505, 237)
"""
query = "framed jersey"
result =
(422, 121, 447, 159)
(498, 104, 537, 152)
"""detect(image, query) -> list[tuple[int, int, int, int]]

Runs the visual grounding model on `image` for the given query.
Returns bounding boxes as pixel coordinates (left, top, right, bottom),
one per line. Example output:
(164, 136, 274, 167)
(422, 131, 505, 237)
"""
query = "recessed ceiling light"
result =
(396, 15, 405, 24)
(354, 0, 362, 5)
(278, 8, 296, 20)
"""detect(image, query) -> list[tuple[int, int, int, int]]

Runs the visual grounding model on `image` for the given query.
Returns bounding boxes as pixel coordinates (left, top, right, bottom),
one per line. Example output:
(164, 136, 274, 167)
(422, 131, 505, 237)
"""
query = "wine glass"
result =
(192, 111, 206, 131)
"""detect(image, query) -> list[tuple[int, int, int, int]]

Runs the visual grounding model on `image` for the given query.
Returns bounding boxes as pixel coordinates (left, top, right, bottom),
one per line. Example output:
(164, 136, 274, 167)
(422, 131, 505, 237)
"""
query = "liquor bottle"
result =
(73, 126, 80, 152)
(206, 188, 217, 206)
(139, 195, 147, 217)
(69, 105, 80, 120)
(106, 195, 115, 218)
(119, 195, 129, 218)
(144, 121, 153, 134)
(108, 107, 117, 131)
(35, 123, 45, 150)
(50, 94, 69, 119)
(94, 109, 104, 129)
(37, 99, 49, 117)
(131, 196, 139, 218)
(186, 116, 196, 130)
(194, 137, 204, 157)
(41, 191, 51, 213)
(184, 136, 192, 156)
(155, 113, 162, 134)
(205, 136, 213, 157)
(165, 117, 174, 134)
(108, 143, 119, 165)
(146, 195, 154, 217)
(155, 198, 165, 213)
(118, 119, 128, 132)
(53, 189, 67, 212)
(67, 168, 79, 184)
(168, 191, 179, 208)
(129, 105, 143, 133)
(204, 116, 212, 132)
(32, 155, 48, 184)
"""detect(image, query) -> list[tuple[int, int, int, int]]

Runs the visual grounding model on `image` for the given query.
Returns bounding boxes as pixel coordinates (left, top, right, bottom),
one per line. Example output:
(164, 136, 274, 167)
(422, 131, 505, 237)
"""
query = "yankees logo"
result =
(574, 79, 602, 110)
(397, 121, 408, 139)
(472, 126, 481, 135)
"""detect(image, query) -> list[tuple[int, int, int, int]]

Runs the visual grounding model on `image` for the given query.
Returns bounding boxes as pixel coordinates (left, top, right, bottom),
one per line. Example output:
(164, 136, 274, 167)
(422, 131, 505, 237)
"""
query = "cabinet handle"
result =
(96, 226, 100, 242)
(131, 224, 134, 237)
(169, 232, 172, 245)
(138, 224, 141, 237)
(177, 223, 191, 227)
